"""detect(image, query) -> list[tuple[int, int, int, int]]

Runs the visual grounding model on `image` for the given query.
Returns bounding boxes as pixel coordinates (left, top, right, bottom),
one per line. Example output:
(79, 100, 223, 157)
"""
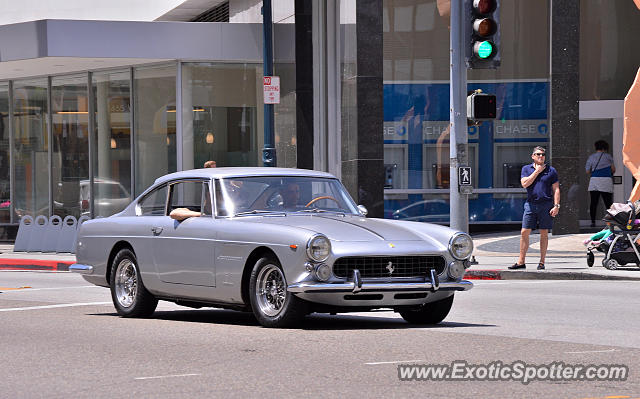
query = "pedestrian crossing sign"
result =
(459, 167, 472, 186)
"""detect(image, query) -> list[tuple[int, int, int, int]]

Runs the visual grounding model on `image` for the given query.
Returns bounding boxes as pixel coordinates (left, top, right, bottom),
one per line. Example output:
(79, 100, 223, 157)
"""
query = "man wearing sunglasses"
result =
(509, 146, 560, 270)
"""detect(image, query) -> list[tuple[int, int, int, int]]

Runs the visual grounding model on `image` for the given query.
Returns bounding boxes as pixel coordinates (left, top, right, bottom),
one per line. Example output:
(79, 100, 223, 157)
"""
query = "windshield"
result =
(215, 176, 359, 216)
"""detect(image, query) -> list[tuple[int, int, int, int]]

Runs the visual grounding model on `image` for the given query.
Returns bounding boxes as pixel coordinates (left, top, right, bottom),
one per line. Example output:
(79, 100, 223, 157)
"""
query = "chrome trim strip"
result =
(69, 264, 94, 275)
(287, 280, 473, 293)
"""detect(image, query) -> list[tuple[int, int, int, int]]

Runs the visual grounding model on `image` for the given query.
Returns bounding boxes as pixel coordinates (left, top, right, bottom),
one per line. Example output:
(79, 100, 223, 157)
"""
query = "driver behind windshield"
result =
(279, 183, 301, 210)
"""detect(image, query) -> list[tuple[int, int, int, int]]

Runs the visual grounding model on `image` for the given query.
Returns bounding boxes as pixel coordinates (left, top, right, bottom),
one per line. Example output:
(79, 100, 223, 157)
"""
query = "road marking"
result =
(0, 286, 32, 290)
(365, 360, 425, 365)
(135, 373, 201, 380)
(0, 302, 111, 312)
(564, 349, 618, 354)
(0, 285, 99, 292)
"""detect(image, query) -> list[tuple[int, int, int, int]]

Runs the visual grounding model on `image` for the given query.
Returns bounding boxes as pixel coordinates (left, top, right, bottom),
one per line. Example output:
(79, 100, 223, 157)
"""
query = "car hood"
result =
(243, 214, 429, 242)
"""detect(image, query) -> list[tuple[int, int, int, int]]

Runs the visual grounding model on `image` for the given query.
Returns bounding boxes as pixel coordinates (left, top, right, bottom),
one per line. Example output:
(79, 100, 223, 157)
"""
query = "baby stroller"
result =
(587, 201, 640, 270)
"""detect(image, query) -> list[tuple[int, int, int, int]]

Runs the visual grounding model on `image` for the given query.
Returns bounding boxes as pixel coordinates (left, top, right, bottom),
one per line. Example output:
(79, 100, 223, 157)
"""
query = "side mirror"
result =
(357, 205, 368, 216)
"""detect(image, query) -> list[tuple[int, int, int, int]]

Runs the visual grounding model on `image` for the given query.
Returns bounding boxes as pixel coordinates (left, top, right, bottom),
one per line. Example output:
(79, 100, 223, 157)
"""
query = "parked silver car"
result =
(71, 167, 474, 327)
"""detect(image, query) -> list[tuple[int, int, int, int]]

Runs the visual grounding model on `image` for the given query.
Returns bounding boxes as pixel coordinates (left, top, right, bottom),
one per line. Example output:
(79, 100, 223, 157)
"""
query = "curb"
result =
(464, 269, 640, 281)
(0, 259, 74, 272)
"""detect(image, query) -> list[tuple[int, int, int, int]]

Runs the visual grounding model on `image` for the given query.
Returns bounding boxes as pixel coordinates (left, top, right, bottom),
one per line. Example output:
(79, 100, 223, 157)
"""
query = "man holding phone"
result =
(509, 146, 560, 270)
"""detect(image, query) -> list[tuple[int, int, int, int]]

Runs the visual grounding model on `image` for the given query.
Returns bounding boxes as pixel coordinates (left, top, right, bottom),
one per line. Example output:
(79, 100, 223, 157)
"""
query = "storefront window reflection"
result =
(12, 79, 49, 218)
(181, 63, 261, 170)
(0, 84, 10, 227)
(92, 70, 132, 217)
(51, 75, 89, 219)
(383, 0, 550, 224)
(134, 64, 177, 196)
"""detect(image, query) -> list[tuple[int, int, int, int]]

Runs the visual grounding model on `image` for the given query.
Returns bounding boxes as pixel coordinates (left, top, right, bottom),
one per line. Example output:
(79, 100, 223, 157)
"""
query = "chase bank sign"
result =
(494, 120, 548, 139)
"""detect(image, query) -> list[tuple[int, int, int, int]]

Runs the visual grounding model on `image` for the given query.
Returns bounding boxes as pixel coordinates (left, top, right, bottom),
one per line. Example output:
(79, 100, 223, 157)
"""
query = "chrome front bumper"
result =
(288, 269, 473, 294)
(69, 263, 94, 275)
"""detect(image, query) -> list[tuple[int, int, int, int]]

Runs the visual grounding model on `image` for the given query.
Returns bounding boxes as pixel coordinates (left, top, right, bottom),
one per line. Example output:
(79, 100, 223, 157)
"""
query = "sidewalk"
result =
(467, 231, 640, 281)
(0, 233, 639, 280)
(0, 244, 75, 272)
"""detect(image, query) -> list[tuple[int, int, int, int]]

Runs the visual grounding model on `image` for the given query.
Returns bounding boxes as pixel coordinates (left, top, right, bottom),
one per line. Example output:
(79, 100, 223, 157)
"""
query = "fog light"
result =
(315, 263, 332, 281)
(305, 262, 314, 272)
(447, 261, 465, 280)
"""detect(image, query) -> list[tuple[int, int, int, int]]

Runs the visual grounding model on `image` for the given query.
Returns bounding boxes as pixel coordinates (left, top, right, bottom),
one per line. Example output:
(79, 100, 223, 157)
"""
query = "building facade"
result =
(0, 0, 638, 239)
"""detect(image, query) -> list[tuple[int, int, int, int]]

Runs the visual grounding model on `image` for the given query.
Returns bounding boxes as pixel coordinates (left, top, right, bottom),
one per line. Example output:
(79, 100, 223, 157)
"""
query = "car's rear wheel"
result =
(249, 256, 308, 328)
(399, 294, 454, 325)
(110, 248, 158, 317)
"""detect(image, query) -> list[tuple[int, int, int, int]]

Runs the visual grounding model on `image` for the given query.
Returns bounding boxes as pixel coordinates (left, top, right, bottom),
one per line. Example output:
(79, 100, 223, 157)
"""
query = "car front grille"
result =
(332, 256, 446, 278)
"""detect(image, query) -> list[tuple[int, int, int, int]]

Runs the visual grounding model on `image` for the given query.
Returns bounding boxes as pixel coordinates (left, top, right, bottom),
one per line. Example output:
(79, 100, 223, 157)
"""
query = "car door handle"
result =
(151, 226, 163, 235)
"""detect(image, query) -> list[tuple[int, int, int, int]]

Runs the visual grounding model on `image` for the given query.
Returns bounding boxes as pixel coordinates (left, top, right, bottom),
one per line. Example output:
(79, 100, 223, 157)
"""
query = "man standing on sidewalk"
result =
(509, 146, 560, 270)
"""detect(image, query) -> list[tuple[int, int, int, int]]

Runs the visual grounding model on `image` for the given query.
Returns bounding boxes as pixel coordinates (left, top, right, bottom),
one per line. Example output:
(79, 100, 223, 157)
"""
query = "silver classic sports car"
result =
(71, 168, 474, 327)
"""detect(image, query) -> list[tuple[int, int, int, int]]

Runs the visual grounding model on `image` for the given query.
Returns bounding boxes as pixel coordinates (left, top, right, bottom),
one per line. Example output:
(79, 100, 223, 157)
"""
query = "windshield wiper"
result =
(234, 210, 286, 217)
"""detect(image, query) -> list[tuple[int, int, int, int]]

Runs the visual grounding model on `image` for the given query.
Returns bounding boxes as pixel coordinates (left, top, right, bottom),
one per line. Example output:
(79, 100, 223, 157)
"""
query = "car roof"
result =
(154, 167, 336, 185)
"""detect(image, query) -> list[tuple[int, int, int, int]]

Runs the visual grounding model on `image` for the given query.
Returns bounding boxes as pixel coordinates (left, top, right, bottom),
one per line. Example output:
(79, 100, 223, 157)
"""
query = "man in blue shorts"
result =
(509, 146, 560, 270)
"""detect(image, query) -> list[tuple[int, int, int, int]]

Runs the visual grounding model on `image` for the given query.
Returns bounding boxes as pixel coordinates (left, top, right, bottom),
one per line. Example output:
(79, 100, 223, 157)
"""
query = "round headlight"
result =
(449, 233, 474, 260)
(306, 235, 331, 262)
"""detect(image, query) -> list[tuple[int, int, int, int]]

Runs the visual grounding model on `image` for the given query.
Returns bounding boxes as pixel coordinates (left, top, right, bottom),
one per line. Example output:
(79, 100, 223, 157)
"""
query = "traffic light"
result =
(467, 90, 496, 120)
(465, 0, 500, 69)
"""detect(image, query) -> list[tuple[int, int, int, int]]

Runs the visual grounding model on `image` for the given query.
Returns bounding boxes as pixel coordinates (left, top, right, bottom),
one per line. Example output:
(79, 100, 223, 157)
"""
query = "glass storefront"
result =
(51, 75, 89, 219)
(92, 70, 132, 218)
(181, 63, 262, 170)
(0, 61, 283, 234)
(133, 64, 177, 196)
(0, 84, 9, 227)
(12, 79, 49, 219)
(383, 0, 550, 224)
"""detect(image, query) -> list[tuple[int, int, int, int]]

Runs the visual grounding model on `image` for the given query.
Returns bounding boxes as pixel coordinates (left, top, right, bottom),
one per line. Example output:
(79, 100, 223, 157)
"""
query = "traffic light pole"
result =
(450, 0, 469, 233)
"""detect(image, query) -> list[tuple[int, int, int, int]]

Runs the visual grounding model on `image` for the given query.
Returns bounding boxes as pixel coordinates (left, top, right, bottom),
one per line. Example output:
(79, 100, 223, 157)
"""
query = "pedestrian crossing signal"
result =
(459, 167, 472, 186)
(467, 91, 496, 120)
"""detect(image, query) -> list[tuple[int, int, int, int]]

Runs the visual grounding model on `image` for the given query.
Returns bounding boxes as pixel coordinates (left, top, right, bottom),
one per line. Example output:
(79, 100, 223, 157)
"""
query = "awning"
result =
(0, 19, 292, 80)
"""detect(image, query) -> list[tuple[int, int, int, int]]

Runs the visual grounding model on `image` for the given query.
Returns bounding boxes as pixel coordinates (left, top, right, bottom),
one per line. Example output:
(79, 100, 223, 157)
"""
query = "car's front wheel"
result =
(110, 248, 158, 317)
(399, 294, 454, 325)
(249, 256, 308, 328)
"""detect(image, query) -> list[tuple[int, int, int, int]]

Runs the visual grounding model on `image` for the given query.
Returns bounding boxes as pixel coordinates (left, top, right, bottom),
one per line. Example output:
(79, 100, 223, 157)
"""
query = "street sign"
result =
(458, 166, 472, 185)
(263, 76, 280, 104)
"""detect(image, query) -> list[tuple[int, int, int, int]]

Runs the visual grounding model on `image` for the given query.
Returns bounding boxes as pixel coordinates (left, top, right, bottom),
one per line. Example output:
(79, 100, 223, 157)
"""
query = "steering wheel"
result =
(305, 196, 339, 208)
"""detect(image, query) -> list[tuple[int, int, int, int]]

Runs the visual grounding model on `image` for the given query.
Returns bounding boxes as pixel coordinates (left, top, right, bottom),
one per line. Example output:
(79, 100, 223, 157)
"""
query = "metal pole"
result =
(449, 0, 469, 232)
(262, 0, 276, 167)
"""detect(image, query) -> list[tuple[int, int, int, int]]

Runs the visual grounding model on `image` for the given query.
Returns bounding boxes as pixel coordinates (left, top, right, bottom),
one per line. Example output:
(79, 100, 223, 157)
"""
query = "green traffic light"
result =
(476, 41, 493, 58)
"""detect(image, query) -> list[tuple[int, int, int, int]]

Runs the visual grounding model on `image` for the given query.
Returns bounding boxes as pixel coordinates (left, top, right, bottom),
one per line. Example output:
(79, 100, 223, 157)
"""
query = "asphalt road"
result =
(1, 271, 639, 399)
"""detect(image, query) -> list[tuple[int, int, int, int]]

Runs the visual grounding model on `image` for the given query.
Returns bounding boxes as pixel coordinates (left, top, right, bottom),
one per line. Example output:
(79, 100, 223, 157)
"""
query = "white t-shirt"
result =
(585, 152, 614, 192)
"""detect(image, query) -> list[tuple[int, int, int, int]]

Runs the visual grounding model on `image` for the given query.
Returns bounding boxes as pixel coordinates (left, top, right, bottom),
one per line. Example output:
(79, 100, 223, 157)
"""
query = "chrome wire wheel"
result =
(114, 258, 138, 308)
(255, 264, 286, 317)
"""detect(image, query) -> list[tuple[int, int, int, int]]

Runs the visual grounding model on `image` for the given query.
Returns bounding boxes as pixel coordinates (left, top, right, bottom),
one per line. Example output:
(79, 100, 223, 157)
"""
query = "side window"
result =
(138, 185, 168, 216)
(169, 180, 209, 215)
